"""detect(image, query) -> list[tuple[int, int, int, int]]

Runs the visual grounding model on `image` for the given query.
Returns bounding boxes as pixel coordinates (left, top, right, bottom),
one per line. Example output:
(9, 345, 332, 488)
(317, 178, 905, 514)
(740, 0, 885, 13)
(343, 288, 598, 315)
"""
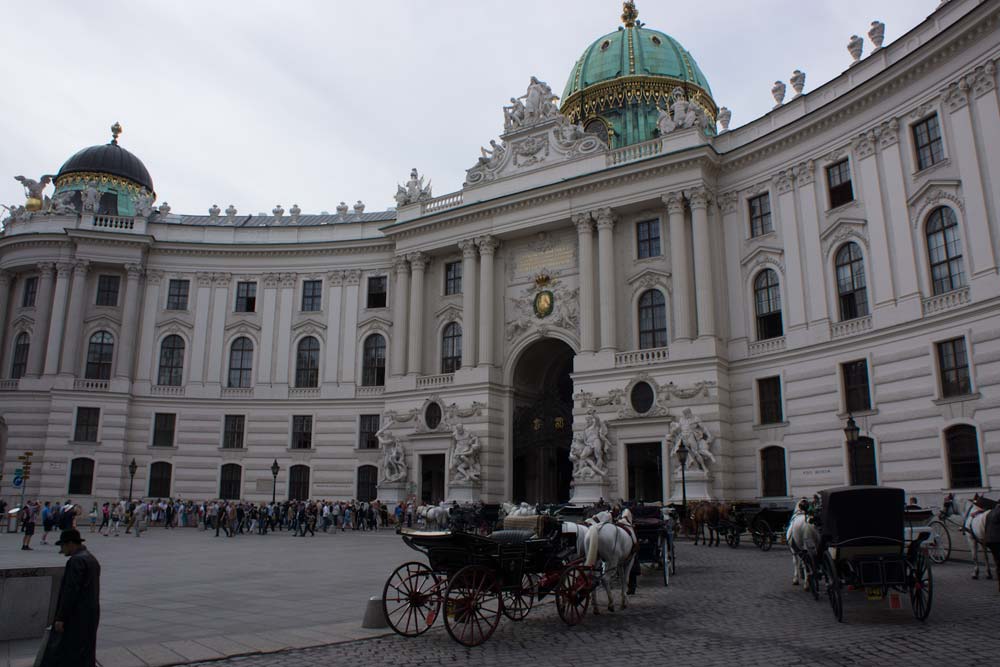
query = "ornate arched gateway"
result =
(510, 338, 575, 504)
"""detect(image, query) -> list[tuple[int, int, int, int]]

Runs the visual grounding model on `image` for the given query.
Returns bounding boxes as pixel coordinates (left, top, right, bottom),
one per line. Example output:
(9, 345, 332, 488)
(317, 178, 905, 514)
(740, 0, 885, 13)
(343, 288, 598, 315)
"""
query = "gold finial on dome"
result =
(621, 1, 638, 28)
(110, 121, 122, 145)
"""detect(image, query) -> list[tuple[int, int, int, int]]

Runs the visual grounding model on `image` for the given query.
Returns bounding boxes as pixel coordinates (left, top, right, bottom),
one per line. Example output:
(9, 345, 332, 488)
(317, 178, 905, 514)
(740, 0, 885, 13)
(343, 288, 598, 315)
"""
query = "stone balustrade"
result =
(150, 385, 185, 396)
(416, 373, 455, 389)
(748, 336, 787, 357)
(73, 378, 109, 391)
(289, 387, 320, 398)
(615, 347, 669, 368)
(831, 315, 873, 339)
(92, 215, 135, 230)
(0, 379, 18, 391)
(421, 192, 464, 214)
(922, 287, 970, 316)
(606, 137, 663, 166)
(220, 387, 253, 398)
(357, 385, 385, 396)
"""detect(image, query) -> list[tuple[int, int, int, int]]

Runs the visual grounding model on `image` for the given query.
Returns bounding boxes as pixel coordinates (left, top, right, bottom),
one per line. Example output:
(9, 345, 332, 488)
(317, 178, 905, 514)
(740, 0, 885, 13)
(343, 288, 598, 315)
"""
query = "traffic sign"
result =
(12, 476, 23, 488)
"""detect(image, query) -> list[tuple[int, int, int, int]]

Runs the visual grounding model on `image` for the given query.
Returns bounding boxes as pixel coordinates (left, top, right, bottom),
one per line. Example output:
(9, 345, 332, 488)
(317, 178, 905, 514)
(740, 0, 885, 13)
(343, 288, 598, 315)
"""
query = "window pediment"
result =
(821, 217, 869, 259)
(83, 313, 122, 329)
(908, 180, 964, 228)
(740, 246, 785, 277)
(626, 269, 671, 295)
(434, 304, 463, 323)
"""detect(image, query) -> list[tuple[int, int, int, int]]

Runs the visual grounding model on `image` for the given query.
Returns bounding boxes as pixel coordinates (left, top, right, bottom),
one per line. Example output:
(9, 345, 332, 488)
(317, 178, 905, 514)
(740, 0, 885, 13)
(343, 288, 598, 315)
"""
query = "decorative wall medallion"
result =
(533, 290, 554, 318)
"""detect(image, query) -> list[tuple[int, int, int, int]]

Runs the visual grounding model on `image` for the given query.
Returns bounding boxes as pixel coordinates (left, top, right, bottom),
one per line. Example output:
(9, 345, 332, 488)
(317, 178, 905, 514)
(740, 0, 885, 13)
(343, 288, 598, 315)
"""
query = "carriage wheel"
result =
(926, 520, 951, 565)
(752, 520, 772, 551)
(382, 562, 441, 637)
(444, 565, 502, 646)
(823, 553, 843, 623)
(556, 565, 592, 626)
(725, 528, 740, 549)
(909, 553, 933, 621)
(660, 536, 671, 586)
(501, 573, 536, 621)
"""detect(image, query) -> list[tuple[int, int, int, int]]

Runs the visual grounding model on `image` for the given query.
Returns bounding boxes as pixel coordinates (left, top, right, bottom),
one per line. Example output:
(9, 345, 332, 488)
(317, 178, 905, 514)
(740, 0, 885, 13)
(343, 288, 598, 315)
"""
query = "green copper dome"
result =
(560, 3, 717, 148)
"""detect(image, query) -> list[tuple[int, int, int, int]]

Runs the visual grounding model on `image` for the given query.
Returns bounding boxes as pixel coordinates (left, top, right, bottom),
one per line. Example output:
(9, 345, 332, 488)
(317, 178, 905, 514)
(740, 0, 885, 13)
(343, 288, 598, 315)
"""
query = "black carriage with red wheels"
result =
(382, 516, 594, 646)
(815, 486, 933, 623)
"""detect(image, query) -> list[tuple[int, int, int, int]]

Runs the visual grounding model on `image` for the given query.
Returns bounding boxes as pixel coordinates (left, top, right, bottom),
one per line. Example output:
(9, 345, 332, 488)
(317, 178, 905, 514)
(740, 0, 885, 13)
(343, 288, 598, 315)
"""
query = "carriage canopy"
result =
(820, 486, 905, 546)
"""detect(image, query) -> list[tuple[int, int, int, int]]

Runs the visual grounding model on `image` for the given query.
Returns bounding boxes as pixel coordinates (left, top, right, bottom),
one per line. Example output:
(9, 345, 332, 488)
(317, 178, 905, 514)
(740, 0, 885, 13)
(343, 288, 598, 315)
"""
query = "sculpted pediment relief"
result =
(9, 314, 34, 333)
(908, 179, 964, 227)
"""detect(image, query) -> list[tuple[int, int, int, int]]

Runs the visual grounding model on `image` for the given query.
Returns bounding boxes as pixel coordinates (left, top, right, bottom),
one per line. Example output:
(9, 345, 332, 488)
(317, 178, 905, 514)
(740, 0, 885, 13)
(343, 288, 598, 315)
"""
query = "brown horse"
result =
(691, 501, 728, 547)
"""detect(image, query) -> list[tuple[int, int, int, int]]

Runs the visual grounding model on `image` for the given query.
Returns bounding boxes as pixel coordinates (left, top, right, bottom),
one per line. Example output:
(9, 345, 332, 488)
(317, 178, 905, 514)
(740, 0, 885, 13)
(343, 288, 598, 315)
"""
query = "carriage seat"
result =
(904, 509, 933, 524)
(827, 536, 903, 561)
(488, 529, 535, 545)
(502, 515, 559, 537)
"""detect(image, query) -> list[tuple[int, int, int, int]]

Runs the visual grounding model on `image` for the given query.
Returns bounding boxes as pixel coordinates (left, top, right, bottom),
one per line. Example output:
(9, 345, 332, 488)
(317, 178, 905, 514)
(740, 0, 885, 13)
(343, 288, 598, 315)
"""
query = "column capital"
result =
(36, 262, 55, 278)
(145, 269, 163, 285)
(0, 269, 9, 286)
(73, 260, 92, 278)
(772, 169, 795, 194)
(125, 263, 144, 279)
(263, 272, 280, 289)
(459, 238, 478, 258)
(212, 272, 231, 287)
(393, 256, 410, 274)
(572, 213, 593, 234)
(475, 236, 500, 256)
(279, 272, 297, 289)
(56, 262, 76, 276)
(793, 160, 816, 186)
(406, 252, 429, 271)
(328, 270, 345, 286)
(687, 189, 711, 211)
(661, 192, 685, 215)
(344, 269, 361, 285)
(593, 208, 616, 230)
(196, 272, 214, 287)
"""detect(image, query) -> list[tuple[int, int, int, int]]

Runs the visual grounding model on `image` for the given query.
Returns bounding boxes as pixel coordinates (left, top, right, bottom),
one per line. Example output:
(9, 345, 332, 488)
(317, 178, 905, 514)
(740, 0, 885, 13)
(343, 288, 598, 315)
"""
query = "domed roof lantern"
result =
(54, 121, 155, 194)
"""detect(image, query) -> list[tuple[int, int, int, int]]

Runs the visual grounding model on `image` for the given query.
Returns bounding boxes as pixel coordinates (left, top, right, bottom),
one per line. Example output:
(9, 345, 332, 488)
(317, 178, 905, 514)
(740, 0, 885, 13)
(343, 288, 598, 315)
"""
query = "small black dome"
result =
(56, 143, 154, 193)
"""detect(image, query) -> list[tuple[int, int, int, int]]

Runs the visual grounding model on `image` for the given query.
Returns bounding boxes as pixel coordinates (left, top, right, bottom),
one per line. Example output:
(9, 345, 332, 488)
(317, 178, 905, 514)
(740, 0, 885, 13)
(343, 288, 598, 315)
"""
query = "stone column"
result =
(663, 194, 692, 341)
(324, 271, 344, 384)
(43, 263, 73, 376)
(459, 239, 479, 368)
(59, 261, 91, 375)
(390, 257, 410, 377)
(573, 213, 596, 352)
(406, 253, 428, 376)
(26, 263, 55, 377)
(274, 273, 296, 386)
(0, 271, 10, 364)
(114, 264, 144, 380)
(689, 190, 716, 338)
(477, 237, 499, 367)
(595, 208, 618, 351)
(133, 269, 162, 384)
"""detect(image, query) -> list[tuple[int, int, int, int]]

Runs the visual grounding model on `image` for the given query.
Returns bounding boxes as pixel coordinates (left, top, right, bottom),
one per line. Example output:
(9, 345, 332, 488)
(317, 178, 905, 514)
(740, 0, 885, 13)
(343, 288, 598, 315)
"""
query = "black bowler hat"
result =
(55, 529, 85, 546)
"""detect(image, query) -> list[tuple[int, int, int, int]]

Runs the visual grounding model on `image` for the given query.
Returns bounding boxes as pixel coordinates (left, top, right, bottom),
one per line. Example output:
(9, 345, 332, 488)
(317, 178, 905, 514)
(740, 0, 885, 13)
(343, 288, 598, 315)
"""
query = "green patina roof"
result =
(562, 26, 712, 101)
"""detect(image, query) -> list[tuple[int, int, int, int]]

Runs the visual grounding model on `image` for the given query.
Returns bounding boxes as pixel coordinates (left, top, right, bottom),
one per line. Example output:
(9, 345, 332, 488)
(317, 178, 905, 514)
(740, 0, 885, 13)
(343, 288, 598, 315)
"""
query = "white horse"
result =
(582, 509, 637, 613)
(419, 502, 450, 530)
(785, 499, 820, 587)
(961, 494, 997, 582)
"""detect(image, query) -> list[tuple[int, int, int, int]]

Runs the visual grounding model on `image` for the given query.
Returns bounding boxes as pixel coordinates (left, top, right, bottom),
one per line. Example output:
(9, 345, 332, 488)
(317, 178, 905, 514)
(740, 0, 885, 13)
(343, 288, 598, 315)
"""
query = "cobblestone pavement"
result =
(186, 540, 1000, 667)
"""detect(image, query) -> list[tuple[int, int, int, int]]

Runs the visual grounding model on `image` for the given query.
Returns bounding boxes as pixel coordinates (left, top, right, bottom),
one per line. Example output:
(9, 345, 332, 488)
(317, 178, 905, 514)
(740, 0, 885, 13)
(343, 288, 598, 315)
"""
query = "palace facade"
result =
(2, 0, 999, 507)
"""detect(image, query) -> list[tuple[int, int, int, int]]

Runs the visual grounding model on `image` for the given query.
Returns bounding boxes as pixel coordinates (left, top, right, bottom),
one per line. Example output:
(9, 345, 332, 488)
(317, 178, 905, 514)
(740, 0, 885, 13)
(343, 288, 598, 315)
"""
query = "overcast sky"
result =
(2, 1, 937, 218)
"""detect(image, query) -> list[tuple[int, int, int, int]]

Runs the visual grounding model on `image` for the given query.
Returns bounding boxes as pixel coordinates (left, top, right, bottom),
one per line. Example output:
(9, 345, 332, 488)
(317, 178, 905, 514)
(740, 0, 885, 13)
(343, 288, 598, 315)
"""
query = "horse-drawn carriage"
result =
(718, 502, 794, 551)
(816, 486, 933, 622)
(381, 515, 594, 646)
(629, 505, 674, 585)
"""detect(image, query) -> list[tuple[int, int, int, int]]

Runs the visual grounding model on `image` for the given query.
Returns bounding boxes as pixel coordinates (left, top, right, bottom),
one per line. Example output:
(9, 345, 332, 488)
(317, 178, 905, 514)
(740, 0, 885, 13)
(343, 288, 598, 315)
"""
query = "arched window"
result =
(219, 463, 242, 500)
(362, 334, 386, 386)
(10, 332, 29, 379)
(926, 207, 966, 295)
(149, 462, 172, 498)
(753, 270, 783, 340)
(295, 337, 320, 388)
(848, 436, 877, 486)
(357, 465, 378, 502)
(945, 425, 982, 489)
(85, 331, 114, 379)
(289, 465, 310, 501)
(68, 458, 95, 495)
(441, 323, 462, 373)
(637, 289, 667, 349)
(157, 335, 185, 386)
(760, 446, 787, 497)
(835, 242, 868, 321)
(227, 337, 253, 388)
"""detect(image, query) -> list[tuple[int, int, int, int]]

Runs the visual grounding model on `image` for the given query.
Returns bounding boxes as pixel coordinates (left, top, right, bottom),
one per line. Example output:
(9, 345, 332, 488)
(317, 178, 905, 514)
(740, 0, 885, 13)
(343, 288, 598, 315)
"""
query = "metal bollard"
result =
(362, 596, 388, 629)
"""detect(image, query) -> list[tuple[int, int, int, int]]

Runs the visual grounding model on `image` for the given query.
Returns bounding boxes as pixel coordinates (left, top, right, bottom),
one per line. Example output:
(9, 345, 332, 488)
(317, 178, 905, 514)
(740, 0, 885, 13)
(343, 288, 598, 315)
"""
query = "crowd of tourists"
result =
(6, 496, 426, 549)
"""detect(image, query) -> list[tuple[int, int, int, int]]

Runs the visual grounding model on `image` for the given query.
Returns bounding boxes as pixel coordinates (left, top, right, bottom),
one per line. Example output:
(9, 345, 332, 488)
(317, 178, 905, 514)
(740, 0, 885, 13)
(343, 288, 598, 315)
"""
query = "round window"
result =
(425, 402, 442, 430)
(651, 35, 662, 46)
(600, 40, 611, 51)
(630, 382, 655, 414)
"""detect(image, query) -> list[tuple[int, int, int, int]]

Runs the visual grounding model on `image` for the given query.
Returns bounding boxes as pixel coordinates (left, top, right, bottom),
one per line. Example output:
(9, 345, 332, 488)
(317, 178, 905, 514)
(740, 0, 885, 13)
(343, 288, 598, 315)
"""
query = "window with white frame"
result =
(937, 337, 972, 398)
(835, 242, 868, 321)
(913, 114, 944, 171)
(925, 207, 965, 295)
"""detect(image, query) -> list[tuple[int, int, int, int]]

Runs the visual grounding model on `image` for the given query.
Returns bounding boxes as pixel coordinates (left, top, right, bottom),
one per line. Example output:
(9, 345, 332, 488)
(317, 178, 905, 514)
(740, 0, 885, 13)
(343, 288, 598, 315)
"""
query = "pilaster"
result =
(26, 262, 54, 377)
(573, 213, 596, 353)
(773, 171, 806, 333)
(206, 273, 230, 389)
(43, 262, 73, 376)
(324, 271, 344, 386)
(391, 257, 410, 377)
(595, 207, 618, 351)
(663, 193, 692, 342)
(477, 237, 499, 367)
(340, 270, 361, 384)
(59, 261, 92, 376)
(853, 130, 896, 318)
(459, 239, 479, 368)
(407, 253, 428, 376)
(114, 263, 144, 381)
(274, 272, 296, 387)
(689, 190, 716, 339)
(188, 272, 213, 385)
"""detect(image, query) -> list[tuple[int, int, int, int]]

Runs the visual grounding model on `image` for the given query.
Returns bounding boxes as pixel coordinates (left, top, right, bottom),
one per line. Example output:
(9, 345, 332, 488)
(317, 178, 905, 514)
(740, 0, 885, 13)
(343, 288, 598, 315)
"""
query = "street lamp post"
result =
(844, 415, 860, 485)
(271, 459, 280, 505)
(676, 441, 688, 527)
(128, 458, 137, 504)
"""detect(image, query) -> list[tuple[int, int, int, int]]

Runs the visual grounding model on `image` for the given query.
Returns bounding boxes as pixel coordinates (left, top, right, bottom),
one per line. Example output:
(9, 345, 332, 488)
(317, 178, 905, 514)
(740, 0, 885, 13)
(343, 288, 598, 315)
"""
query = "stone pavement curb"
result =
(4, 621, 393, 667)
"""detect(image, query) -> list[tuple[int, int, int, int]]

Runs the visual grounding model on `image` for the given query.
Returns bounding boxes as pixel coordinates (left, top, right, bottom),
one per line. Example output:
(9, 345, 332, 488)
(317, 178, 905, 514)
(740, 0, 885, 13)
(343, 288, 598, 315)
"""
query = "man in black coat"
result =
(42, 529, 101, 667)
